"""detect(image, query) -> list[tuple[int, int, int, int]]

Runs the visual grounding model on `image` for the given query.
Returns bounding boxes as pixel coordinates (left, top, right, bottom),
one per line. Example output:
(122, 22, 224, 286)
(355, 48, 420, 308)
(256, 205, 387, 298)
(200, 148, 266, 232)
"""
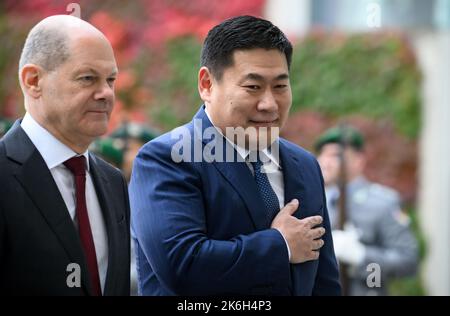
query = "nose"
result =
(257, 89, 278, 113)
(94, 81, 114, 102)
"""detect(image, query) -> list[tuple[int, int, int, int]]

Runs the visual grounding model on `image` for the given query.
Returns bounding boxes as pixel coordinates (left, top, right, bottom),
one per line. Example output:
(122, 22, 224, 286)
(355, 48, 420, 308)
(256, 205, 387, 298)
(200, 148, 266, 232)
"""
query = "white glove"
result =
(332, 224, 366, 266)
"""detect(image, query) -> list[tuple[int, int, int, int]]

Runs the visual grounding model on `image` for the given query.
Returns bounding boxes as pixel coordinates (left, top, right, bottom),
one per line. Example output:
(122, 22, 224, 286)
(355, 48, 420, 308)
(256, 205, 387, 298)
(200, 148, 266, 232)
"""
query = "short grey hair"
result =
(18, 26, 70, 72)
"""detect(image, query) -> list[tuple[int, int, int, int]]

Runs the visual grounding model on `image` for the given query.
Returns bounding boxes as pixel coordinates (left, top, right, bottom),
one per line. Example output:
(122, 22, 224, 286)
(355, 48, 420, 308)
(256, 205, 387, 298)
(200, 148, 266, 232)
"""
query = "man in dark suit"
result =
(129, 16, 341, 295)
(0, 15, 130, 295)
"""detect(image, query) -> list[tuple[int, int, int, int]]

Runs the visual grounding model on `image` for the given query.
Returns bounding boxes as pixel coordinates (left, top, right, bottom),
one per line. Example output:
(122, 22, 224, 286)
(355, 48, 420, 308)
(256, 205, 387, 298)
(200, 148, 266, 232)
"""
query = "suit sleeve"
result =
(312, 160, 342, 296)
(129, 141, 291, 295)
(120, 172, 131, 294)
(120, 173, 131, 242)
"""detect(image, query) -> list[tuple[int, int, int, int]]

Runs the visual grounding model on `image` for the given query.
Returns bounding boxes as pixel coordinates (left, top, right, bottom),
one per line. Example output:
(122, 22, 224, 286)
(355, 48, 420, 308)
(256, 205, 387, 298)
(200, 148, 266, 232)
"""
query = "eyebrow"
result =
(76, 67, 118, 77)
(239, 72, 289, 83)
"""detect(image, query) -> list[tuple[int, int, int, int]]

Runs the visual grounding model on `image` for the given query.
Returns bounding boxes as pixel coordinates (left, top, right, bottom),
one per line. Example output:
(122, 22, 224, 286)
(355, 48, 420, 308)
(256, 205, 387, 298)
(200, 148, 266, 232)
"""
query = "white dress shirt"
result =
(204, 108, 291, 260)
(21, 113, 108, 293)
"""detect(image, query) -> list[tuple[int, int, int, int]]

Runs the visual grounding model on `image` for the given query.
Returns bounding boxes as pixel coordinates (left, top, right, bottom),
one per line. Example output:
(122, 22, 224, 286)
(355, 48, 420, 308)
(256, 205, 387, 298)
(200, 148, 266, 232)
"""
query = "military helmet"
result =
(110, 122, 159, 145)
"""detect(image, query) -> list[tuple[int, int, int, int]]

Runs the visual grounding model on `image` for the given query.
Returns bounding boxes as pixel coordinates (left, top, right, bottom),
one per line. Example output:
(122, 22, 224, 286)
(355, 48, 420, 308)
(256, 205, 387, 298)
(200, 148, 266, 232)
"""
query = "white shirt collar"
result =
(204, 106, 281, 169)
(21, 112, 90, 171)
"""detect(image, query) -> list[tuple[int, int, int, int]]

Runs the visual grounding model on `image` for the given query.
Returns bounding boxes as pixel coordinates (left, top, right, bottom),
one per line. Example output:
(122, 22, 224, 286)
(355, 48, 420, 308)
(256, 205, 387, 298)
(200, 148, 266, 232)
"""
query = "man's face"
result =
(317, 143, 342, 186)
(317, 143, 365, 186)
(205, 48, 292, 149)
(39, 34, 117, 148)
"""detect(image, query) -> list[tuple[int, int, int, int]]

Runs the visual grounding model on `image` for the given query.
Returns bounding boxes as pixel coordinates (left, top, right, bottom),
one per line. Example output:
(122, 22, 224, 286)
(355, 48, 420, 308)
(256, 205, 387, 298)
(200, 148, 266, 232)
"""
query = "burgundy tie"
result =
(64, 156, 102, 296)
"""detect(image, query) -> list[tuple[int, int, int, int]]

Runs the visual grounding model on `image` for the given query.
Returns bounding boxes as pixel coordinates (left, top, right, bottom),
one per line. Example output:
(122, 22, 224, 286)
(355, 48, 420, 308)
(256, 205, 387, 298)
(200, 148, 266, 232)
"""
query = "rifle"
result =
(337, 122, 350, 295)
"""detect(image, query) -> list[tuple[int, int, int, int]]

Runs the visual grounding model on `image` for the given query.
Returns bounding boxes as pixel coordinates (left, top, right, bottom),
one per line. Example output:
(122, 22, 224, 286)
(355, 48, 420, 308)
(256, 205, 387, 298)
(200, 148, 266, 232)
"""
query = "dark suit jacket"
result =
(0, 122, 130, 295)
(129, 106, 341, 295)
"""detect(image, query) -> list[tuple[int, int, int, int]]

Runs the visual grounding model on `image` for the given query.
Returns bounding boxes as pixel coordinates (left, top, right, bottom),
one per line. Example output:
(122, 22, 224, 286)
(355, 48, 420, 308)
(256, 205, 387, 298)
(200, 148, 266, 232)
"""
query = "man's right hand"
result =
(271, 199, 325, 264)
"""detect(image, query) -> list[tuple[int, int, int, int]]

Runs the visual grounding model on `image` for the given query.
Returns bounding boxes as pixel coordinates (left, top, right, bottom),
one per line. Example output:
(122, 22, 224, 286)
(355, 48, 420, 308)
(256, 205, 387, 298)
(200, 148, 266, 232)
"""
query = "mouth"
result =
(86, 110, 110, 118)
(87, 109, 109, 114)
(248, 119, 279, 127)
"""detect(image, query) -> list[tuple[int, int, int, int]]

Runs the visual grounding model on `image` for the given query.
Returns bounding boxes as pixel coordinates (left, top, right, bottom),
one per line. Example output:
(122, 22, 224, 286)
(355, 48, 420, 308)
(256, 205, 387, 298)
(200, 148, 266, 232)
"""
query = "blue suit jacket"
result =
(129, 106, 341, 295)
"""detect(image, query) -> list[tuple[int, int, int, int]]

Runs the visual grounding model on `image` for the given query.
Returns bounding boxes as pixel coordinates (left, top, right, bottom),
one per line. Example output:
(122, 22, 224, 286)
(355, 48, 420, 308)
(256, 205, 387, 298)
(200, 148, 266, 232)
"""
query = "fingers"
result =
(311, 239, 324, 250)
(280, 199, 299, 216)
(306, 215, 323, 228)
(302, 250, 320, 263)
(309, 227, 326, 239)
(312, 250, 320, 260)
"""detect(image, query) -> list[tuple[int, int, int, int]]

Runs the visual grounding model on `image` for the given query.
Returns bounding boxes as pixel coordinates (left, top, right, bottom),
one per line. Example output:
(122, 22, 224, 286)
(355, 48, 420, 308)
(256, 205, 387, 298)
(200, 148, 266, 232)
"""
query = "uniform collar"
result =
(347, 176, 368, 195)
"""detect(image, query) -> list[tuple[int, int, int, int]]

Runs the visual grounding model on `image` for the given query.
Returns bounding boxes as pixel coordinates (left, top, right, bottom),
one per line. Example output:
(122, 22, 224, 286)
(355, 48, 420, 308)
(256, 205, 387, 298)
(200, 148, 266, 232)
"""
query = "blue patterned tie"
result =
(250, 154, 280, 225)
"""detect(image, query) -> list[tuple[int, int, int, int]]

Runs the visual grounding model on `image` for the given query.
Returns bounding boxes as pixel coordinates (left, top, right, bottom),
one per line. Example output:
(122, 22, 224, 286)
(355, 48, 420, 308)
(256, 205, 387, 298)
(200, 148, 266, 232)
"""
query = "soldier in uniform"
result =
(315, 125, 418, 295)
(90, 122, 158, 182)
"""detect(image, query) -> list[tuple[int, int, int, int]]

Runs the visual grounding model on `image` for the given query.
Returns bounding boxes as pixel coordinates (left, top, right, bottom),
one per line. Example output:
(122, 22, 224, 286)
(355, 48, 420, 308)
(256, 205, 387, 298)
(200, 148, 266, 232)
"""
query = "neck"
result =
(47, 126, 90, 154)
(28, 110, 91, 154)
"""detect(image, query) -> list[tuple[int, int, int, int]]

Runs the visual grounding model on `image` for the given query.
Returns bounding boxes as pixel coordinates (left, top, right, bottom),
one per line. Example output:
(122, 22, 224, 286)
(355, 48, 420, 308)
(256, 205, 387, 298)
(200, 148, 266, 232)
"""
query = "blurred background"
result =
(0, 0, 449, 295)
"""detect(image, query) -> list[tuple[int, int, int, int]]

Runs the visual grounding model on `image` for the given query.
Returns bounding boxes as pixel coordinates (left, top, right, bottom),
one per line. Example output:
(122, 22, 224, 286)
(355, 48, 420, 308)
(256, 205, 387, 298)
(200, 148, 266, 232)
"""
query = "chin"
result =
(258, 128, 279, 146)
(86, 124, 109, 138)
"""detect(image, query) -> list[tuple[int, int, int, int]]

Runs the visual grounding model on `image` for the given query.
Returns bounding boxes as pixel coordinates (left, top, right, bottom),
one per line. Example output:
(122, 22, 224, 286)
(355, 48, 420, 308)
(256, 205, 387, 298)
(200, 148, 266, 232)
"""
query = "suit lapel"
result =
(88, 154, 119, 296)
(193, 107, 269, 231)
(279, 140, 307, 219)
(212, 157, 269, 231)
(4, 123, 92, 294)
(279, 141, 321, 295)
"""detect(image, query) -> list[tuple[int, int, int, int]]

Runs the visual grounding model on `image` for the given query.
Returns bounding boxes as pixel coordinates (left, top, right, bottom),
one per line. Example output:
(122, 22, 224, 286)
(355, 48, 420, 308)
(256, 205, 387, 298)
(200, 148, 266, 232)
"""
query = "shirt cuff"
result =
(279, 231, 291, 261)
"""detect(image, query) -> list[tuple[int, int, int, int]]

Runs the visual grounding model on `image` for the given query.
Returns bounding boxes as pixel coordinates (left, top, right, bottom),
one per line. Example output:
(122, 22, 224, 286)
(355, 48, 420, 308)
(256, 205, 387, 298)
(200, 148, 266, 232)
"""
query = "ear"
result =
(198, 66, 214, 103)
(20, 64, 43, 99)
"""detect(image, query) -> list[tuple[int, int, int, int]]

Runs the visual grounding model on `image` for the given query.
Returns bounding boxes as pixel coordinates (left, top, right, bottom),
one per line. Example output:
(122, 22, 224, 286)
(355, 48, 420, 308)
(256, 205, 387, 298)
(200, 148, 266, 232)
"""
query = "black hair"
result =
(200, 15, 293, 80)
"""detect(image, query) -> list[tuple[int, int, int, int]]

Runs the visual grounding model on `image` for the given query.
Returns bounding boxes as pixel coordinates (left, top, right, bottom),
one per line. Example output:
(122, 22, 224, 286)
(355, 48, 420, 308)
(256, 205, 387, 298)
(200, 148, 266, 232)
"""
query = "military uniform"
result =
(110, 122, 159, 143)
(316, 125, 418, 296)
(90, 137, 125, 168)
(90, 122, 159, 169)
(326, 176, 418, 295)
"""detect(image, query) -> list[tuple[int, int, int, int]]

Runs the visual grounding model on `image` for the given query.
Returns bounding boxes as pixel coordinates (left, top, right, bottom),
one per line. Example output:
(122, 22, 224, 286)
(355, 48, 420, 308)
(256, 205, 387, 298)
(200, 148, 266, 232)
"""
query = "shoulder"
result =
(355, 180, 401, 217)
(0, 138, 5, 158)
(0, 139, 8, 177)
(138, 122, 193, 158)
(368, 182, 400, 205)
(132, 123, 201, 181)
(279, 138, 320, 167)
(0, 134, 21, 172)
(90, 153, 125, 181)
(364, 182, 411, 226)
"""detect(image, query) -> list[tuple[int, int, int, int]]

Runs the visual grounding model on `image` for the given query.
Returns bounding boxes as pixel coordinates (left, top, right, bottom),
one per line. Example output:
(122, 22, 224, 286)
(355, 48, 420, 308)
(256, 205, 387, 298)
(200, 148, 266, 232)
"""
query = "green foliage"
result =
(389, 276, 425, 296)
(290, 33, 421, 138)
(0, 15, 27, 115)
(151, 36, 202, 130)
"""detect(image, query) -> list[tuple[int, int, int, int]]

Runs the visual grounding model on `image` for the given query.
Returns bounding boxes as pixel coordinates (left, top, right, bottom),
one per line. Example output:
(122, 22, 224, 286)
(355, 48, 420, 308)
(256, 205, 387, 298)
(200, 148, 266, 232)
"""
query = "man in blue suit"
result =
(129, 15, 341, 296)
